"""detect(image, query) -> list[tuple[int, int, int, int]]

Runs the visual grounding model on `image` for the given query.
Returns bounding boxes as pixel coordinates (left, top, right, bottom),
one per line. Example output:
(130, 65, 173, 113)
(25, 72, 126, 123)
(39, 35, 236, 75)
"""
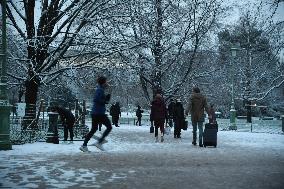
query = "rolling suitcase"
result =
(203, 123, 218, 147)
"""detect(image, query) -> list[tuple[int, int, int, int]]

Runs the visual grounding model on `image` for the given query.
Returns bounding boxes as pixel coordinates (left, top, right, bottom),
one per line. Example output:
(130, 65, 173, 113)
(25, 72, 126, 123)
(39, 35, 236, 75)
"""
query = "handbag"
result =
(150, 125, 154, 133)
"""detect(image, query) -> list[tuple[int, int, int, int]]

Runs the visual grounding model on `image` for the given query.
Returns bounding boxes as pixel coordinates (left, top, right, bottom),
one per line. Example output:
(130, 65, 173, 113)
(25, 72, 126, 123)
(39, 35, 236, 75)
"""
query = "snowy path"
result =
(1, 125, 284, 189)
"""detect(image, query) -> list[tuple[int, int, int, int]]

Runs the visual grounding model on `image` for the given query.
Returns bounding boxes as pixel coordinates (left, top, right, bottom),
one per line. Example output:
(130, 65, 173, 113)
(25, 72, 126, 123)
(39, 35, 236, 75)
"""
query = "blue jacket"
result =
(91, 85, 109, 115)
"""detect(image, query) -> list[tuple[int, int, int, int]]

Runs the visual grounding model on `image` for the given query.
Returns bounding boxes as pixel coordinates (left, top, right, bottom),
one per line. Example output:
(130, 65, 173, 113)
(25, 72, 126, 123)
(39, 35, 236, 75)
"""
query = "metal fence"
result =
(9, 113, 282, 145)
(117, 115, 283, 134)
(216, 118, 282, 134)
(10, 115, 89, 145)
(10, 117, 49, 144)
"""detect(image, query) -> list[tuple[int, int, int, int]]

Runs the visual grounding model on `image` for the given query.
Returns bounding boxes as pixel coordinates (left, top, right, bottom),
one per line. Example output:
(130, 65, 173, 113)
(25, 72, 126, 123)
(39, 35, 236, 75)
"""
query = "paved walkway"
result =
(1, 126, 284, 189)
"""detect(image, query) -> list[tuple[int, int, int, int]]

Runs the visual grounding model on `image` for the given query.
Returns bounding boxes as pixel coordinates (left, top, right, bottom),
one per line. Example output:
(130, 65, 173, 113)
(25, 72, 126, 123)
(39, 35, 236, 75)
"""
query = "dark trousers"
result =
(112, 116, 119, 127)
(111, 116, 115, 125)
(192, 121, 204, 145)
(83, 114, 112, 145)
(136, 117, 142, 126)
(154, 119, 165, 137)
(63, 120, 74, 141)
(174, 119, 182, 137)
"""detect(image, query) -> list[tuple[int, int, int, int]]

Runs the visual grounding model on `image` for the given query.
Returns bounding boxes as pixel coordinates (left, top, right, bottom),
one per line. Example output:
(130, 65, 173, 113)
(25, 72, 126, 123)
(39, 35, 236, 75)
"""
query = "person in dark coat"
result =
(185, 87, 209, 147)
(167, 99, 175, 128)
(12, 104, 17, 118)
(150, 94, 167, 142)
(111, 102, 121, 127)
(135, 105, 144, 126)
(53, 106, 75, 143)
(173, 99, 185, 138)
(80, 76, 112, 152)
(110, 103, 115, 125)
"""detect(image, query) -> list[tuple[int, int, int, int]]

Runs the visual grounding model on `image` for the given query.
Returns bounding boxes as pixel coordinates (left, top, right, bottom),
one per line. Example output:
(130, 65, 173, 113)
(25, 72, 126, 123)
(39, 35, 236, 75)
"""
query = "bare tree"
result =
(106, 0, 225, 102)
(5, 0, 126, 122)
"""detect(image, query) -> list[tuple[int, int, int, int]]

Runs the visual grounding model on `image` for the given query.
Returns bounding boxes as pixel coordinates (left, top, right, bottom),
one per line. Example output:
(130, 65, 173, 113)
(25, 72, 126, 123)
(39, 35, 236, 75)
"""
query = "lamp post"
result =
(0, 0, 12, 150)
(229, 43, 240, 130)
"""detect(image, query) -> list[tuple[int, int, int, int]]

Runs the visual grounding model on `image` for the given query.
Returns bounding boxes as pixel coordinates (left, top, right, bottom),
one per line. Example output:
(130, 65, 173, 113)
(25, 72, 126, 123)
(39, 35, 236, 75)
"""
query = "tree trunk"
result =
(23, 77, 40, 129)
(152, 0, 163, 98)
(139, 75, 151, 102)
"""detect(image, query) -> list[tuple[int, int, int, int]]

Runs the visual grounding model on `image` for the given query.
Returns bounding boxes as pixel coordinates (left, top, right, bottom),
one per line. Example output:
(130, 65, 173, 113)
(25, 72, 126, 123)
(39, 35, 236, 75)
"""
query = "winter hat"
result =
(97, 76, 107, 85)
(193, 87, 200, 93)
(155, 94, 162, 99)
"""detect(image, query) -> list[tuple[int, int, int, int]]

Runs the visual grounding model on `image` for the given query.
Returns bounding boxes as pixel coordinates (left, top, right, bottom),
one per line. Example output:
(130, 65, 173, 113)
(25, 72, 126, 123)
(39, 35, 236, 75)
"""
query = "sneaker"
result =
(94, 142, 105, 151)
(155, 137, 159, 143)
(79, 145, 89, 152)
(161, 136, 164, 142)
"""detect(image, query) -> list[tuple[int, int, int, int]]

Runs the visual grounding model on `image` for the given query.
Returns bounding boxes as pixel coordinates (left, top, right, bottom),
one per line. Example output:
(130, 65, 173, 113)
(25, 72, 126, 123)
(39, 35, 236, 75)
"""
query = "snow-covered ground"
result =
(1, 125, 284, 189)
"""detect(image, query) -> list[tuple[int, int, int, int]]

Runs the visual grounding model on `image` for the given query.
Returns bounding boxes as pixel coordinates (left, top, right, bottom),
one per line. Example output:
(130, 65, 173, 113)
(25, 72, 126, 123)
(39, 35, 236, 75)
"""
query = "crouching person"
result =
(52, 106, 75, 144)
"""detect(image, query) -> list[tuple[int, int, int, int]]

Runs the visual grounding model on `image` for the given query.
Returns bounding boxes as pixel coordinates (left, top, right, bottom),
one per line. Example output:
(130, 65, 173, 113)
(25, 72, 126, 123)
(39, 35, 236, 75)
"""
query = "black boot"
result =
(192, 132, 197, 145)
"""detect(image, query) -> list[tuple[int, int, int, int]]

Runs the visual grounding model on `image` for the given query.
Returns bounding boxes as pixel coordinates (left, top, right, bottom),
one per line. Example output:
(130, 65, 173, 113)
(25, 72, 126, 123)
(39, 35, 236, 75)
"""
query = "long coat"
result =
(173, 102, 185, 129)
(186, 93, 209, 123)
(136, 107, 144, 118)
(173, 102, 185, 121)
(150, 96, 167, 122)
(167, 101, 175, 118)
(110, 103, 121, 118)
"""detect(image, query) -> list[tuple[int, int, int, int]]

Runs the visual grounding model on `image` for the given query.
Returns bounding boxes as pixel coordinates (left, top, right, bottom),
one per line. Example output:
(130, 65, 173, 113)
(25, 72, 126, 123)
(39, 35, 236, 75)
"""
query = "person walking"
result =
(12, 104, 17, 118)
(173, 99, 185, 138)
(109, 103, 115, 125)
(167, 99, 175, 128)
(185, 87, 209, 147)
(52, 106, 75, 144)
(112, 102, 121, 127)
(80, 76, 112, 152)
(135, 105, 144, 126)
(150, 93, 167, 142)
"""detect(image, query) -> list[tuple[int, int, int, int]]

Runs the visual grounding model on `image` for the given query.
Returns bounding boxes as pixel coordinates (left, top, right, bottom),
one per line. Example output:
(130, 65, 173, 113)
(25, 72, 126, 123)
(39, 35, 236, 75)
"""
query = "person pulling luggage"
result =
(185, 87, 210, 147)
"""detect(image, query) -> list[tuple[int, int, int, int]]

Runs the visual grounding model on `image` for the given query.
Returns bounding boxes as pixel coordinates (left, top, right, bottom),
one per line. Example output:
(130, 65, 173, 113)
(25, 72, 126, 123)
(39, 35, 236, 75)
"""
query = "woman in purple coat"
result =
(150, 94, 167, 142)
